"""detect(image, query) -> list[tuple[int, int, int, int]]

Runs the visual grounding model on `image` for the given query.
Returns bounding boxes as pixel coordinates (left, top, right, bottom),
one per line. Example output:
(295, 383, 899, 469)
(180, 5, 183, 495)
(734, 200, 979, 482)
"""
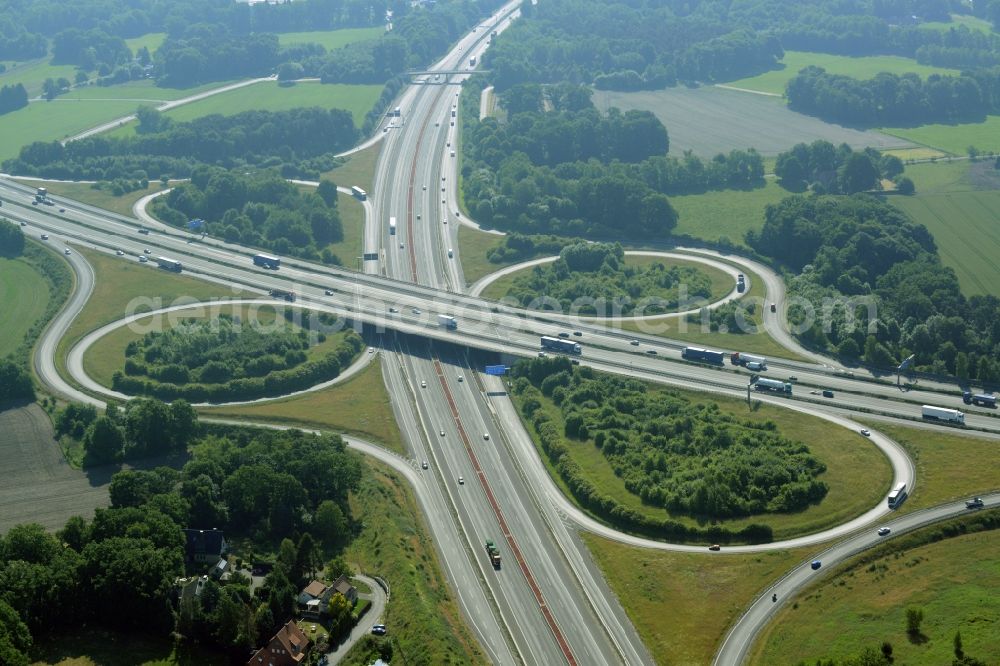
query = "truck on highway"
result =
(155, 257, 182, 272)
(753, 378, 792, 394)
(389, 216, 397, 235)
(485, 540, 501, 568)
(35, 187, 47, 203)
(541, 336, 581, 355)
(252, 253, 280, 269)
(469, 55, 477, 67)
(966, 497, 985, 509)
(269, 289, 296, 302)
(681, 346, 725, 365)
(731, 352, 766, 368)
(963, 391, 997, 407)
(438, 314, 457, 330)
(746, 361, 765, 372)
(351, 186, 367, 201)
(921, 404, 965, 425)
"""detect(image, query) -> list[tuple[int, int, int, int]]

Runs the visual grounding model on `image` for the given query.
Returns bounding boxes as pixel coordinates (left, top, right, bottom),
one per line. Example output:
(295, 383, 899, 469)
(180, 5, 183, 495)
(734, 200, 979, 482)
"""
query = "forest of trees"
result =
(498, 242, 714, 316)
(512, 356, 824, 541)
(773, 140, 909, 194)
(152, 168, 345, 263)
(4, 107, 357, 181)
(460, 79, 764, 239)
(748, 194, 1000, 382)
(786, 65, 1000, 127)
(0, 409, 363, 664)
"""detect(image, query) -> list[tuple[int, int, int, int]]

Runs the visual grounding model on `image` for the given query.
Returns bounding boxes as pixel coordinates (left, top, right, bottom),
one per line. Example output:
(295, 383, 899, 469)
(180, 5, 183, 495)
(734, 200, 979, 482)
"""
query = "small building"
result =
(298, 580, 333, 619)
(210, 557, 229, 579)
(247, 620, 310, 666)
(331, 575, 357, 605)
(182, 528, 227, 564)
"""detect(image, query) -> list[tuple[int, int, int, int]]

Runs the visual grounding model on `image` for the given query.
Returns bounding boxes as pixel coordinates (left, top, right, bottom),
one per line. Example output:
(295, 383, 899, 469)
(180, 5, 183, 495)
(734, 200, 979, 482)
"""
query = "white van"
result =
(447, 248, 454, 258)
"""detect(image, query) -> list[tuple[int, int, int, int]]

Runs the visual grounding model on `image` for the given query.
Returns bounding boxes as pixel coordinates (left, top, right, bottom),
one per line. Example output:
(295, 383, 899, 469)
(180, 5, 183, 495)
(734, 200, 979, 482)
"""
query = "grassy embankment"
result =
(514, 377, 891, 542)
(199, 359, 404, 454)
(24, 179, 168, 217)
(479, 254, 733, 308)
(339, 459, 487, 665)
(750, 521, 1000, 665)
(277, 27, 383, 50)
(319, 141, 382, 266)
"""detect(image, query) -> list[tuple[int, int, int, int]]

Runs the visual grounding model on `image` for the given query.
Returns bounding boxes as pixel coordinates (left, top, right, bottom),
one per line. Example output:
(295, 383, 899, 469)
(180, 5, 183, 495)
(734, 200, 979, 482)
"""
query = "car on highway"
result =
(439, 429, 445, 437)
(399, 242, 405, 248)
(558, 332, 570, 338)
(458, 476, 464, 485)
(371, 624, 386, 636)
(877, 527, 891, 536)
(421, 460, 428, 469)
(143, 248, 151, 254)
(483, 433, 490, 440)
(537, 351, 547, 357)
(822, 390, 835, 398)
(859, 428, 871, 436)
(19, 221, 26, 226)
(457, 375, 463, 382)
(966, 497, 985, 509)
(770, 303, 777, 312)
(138, 256, 148, 263)
(59, 207, 65, 212)
(368, 347, 375, 354)
(420, 380, 426, 388)
(412, 308, 421, 315)
(810, 560, 822, 570)
(788, 376, 798, 381)
(708, 544, 721, 551)
(630, 339, 640, 346)
(646, 349, 658, 355)
(416, 214, 420, 219)
(40, 233, 49, 240)
(64, 248, 71, 255)
(573, 331, 583, 337)
(116, 250, 124, 255)
(324, 289, 334, 295)
(31, 200, 37, 205)
(388, 307, 399, 313)
(423, 185, 427, 190)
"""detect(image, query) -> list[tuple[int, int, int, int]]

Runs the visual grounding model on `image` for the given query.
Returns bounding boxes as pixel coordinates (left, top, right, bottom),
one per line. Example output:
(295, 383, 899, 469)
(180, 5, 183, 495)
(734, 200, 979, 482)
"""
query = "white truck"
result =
(921, 404, 965, 425)
(438, 314, 457, 330)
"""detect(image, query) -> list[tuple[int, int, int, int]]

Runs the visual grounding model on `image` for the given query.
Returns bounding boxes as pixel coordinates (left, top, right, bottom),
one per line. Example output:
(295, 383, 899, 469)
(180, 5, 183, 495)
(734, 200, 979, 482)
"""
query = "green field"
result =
(457, 225, 508, 285)
(920, 13, 994, 34)
(277, 27, 383, 51)
(63, 79, 223, 102)
(480, 254, 733, 311)
(124, 32, 167, 56)
(0, 256, 51, 358)
(516, 376, 891, 541)
(341, 459, 486, 665)
(724, 50, 959, 96)
(327, 190, 365, 267)
(321, 140, 381, 195)
(157, 80, 381, 128)
(0, 98, 139, 163)
(583, 533, 811, 665)
(200, 358, 405, 454)
(671, 179, 787, 246)
(0, 57, 79, 98)
(751, 526, 1000, 665)
(881, 115, 1000, 156)
(890, 161, 1000, 297)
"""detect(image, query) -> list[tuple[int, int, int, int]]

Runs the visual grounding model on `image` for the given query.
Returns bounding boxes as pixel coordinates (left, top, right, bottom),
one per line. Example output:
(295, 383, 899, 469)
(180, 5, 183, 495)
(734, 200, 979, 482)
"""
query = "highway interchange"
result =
(4, 4, 1000, 663)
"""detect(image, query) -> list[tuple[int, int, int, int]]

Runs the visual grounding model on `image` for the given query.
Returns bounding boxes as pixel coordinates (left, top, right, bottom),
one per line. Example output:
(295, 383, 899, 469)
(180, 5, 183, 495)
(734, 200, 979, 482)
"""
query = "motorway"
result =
(5, 6, 999, 665)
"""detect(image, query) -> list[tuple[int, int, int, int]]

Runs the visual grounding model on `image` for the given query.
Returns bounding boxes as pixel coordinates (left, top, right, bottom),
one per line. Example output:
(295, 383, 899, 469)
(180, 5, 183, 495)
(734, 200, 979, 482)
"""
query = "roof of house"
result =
(302, 580, 327, 598)
(332, 574, 355, 596)
(246, 620, 309, 666)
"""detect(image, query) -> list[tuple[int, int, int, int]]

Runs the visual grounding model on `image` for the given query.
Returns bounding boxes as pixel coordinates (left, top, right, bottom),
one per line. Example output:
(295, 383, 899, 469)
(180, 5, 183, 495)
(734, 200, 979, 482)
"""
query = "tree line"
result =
(499, 242, 714, 316)
(4, 107, 358, 181)
(0, 407, 364, 664)
(748, 194, 1000, 382)
(153, 168, 344, 263)
(786, 65, 1000, 127)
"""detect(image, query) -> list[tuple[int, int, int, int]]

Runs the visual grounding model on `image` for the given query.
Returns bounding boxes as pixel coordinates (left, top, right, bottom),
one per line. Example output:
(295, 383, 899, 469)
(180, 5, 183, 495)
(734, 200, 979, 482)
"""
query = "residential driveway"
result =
(0, 403, 111, 533)
(325, 574, 388, 664)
